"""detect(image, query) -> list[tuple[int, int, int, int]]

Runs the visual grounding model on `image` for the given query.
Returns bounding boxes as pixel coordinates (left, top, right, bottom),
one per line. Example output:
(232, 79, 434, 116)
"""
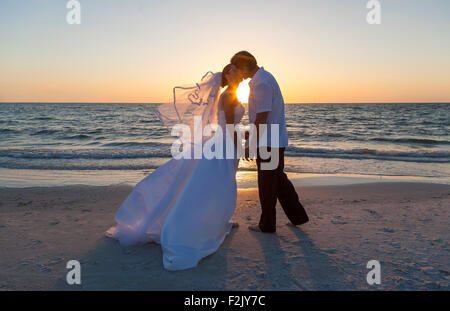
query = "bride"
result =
(106, 64, 245, 271)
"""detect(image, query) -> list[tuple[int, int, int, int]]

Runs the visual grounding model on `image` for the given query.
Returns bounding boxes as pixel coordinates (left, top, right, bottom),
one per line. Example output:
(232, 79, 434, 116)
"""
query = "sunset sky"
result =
(0, 0, 449, 103)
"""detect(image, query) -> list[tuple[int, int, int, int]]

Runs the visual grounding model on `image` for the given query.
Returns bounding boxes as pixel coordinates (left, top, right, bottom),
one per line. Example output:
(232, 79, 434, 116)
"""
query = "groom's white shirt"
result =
(248, 67, 289, 148)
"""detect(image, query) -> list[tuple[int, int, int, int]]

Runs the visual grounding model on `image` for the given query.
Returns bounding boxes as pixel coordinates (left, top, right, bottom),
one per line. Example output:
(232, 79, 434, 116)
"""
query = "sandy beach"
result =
(0, 181, 449, 291)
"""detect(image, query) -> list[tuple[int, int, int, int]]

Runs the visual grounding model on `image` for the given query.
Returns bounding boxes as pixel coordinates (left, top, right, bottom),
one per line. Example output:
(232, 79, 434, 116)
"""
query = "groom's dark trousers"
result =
(256, 147, 309, 232)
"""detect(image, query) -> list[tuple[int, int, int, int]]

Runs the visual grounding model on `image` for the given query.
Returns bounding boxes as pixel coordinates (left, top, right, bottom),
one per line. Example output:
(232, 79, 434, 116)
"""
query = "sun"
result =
(236, 78, 251, 103)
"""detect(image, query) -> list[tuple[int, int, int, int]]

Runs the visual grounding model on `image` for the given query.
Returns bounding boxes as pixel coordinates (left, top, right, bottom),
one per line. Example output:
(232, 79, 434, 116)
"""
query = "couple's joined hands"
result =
(243, 146, 253, 162)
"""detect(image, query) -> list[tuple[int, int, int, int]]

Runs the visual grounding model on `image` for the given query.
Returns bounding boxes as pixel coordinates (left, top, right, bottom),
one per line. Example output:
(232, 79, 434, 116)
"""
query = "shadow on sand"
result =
(52, 224, 352, 290)
(52, 229, 238, 290)
(248, 225, 351, 290)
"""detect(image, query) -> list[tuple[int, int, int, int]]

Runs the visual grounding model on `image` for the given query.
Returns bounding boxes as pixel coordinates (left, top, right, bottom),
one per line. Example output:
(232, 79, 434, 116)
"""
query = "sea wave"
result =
(0, 128, 19, 133)
(101, 141, 167, 148)
(369, 137, 450, 145)
(0, 148, 172, 159)
(30, 129, 59, 136)
(285, 146, 450, 163)
(0, 145, 448, 164)
(0, 161, 163, 171)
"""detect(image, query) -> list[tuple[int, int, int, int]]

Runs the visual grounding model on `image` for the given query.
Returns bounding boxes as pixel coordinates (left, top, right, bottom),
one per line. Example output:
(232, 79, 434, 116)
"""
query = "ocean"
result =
(0, 103, 449, 187)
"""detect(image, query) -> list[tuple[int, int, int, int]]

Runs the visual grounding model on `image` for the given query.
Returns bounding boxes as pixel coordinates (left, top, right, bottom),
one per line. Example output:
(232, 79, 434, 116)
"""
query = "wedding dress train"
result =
(106, 102, 245, 271)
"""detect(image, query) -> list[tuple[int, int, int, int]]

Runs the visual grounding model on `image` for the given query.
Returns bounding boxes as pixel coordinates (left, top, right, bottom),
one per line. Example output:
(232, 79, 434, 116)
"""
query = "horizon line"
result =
(1, 101, 449, 105)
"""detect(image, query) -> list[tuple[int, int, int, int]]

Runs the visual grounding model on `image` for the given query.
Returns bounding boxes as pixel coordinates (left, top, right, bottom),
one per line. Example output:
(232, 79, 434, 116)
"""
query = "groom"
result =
(230, 51, 309, 233)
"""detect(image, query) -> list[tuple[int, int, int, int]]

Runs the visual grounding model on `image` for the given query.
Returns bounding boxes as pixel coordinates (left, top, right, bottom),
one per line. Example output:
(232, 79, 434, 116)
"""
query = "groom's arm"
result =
(253, 82, 272, 148)
(245, 112, 269, 161)
(245, 83, 272, 160)
(254, 111, 269, 144)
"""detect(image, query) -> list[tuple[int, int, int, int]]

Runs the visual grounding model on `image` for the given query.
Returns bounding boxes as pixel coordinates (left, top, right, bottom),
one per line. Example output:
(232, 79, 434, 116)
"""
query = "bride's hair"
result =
(221, 63, 233, 87)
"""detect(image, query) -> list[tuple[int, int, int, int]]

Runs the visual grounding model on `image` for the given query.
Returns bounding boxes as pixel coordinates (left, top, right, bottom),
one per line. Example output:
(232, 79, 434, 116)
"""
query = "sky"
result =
(0, 0, 449, 103)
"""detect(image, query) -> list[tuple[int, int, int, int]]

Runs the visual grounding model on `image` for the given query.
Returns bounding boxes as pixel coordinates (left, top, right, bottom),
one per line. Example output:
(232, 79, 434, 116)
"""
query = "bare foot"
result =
(232, 222, 239, 228)
(248, 224, 262, 232)
(286, 219, 309, 227)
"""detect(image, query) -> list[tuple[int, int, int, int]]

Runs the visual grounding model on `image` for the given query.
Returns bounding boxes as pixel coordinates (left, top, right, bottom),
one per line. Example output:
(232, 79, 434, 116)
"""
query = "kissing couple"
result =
(106, 51, 309, 271)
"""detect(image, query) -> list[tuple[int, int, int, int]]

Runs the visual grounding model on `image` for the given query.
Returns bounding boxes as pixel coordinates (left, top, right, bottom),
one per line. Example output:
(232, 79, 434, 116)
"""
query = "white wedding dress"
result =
(106, 99, 245, 271)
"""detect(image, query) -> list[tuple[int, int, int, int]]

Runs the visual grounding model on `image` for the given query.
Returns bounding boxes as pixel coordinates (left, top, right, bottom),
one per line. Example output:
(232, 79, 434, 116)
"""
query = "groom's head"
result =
(230, 51, 258, 79)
